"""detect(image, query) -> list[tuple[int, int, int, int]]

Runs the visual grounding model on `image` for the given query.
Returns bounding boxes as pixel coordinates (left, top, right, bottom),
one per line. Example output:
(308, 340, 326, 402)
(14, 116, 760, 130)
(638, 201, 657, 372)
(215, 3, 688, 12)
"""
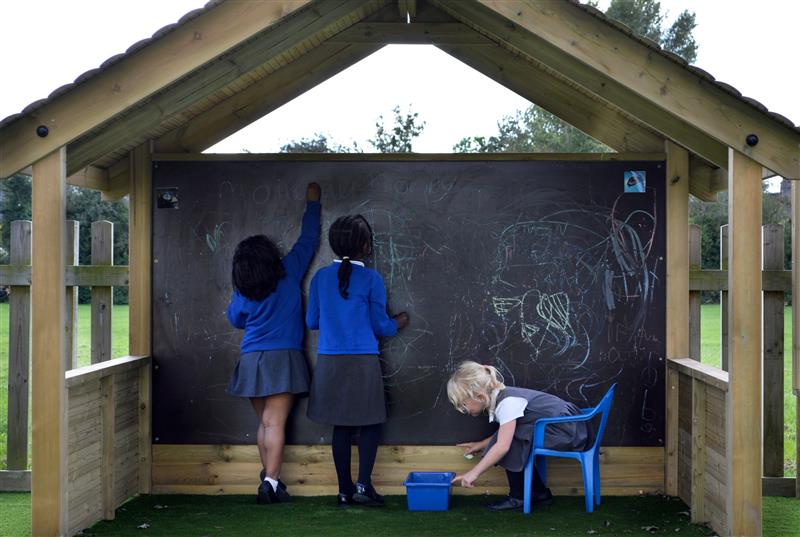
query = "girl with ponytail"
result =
(447, 360, 594, 511)
(306, 214, 409, 507)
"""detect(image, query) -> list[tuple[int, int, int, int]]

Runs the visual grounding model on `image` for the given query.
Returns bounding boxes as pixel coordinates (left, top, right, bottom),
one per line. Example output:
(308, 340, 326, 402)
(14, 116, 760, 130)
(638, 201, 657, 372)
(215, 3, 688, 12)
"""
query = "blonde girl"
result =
(448, 361, 593, 511)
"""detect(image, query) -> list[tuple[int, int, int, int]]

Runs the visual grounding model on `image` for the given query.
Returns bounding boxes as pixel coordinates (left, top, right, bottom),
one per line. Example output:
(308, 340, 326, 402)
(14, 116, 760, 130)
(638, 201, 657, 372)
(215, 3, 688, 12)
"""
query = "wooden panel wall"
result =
(152, 445, 664, 496)
(65, 358, 148, 536)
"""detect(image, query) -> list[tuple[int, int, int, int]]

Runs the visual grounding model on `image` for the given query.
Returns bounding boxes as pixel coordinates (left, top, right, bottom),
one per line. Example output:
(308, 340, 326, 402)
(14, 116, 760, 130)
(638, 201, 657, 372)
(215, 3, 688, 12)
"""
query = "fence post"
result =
(7, 221, 31, 471)
(762, 224, 784, 477)
(689, 224, 701, 360)
(720, 224, 729, 371)
(65, 221, 79, 370)
(91, 221, 114, 364)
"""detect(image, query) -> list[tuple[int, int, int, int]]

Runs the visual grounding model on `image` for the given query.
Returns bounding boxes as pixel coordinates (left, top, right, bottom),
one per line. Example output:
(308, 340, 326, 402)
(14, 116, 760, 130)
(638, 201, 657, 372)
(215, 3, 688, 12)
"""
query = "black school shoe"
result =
(337, 492, 356, 507)
(256, 479, 291, 504)
(353, 483, 384, 507)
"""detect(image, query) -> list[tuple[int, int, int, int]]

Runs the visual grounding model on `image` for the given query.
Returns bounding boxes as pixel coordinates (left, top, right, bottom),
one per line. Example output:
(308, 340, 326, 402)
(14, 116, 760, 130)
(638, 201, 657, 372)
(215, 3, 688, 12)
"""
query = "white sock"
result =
(263, 476, 279, 491)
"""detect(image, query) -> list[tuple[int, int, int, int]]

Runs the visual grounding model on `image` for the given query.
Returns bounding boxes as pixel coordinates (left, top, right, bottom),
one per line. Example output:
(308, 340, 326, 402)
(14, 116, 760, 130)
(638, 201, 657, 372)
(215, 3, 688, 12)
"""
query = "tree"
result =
(368, 106, 426, 153)
(280, 133, 360, 153)
(454, 0, 698, 153)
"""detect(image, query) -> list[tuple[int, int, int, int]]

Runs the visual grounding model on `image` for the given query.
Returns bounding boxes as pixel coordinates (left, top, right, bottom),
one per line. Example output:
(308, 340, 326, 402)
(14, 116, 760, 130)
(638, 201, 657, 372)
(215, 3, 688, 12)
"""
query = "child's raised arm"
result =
(283, 183, 322, 278)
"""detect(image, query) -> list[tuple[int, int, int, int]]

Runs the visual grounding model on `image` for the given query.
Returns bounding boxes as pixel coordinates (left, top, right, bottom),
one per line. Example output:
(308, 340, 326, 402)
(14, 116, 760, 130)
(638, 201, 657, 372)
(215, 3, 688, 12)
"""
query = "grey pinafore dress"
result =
(485, 387, 594, 472)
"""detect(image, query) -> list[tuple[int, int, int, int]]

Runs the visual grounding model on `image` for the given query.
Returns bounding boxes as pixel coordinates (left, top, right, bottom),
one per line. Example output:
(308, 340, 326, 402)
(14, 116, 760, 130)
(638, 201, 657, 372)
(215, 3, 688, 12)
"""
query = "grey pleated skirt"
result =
(307, 354, 386, 426)
(227, 349, 310, 398)
(486, 402, 594, 473)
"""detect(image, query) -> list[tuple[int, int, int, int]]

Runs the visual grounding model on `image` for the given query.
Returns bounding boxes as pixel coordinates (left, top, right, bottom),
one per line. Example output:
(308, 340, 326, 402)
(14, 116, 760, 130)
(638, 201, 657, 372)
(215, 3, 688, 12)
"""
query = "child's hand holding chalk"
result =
(456, 441, 483, 459)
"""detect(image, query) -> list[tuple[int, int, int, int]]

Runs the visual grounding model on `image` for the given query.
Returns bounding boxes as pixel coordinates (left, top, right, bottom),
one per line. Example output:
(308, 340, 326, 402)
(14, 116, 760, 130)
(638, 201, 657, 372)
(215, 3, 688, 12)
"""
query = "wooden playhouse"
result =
(0, 1, 799, 536)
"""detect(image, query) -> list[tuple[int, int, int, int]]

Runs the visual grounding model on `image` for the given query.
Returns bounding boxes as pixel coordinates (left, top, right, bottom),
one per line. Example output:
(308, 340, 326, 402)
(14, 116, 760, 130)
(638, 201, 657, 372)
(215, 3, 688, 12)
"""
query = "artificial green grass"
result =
(2, 493, 799, 537)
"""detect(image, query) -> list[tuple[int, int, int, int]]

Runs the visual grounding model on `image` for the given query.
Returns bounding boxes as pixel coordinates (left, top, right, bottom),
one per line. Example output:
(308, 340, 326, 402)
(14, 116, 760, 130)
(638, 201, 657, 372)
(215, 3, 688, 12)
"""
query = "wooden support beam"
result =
(155, 43, 381, 154)
(328, 22, 493, 44)
(64, 0, 387, 175)
(67, 166, 110, 191)
(688, 157, 726, 202)
(65, 221, 79, 370)
(726, 148, 763, 537)
(794, 181, 800, 398)
(432, 0, 730, 171)
(31, 147, 67, 537)
(665, 140, 689, 496)
(100, 374, 116, 520)
(438, 43, 664, 153)
(139, 362, 152, 494)
(7, 221, 31, 472)
(91, 221, 114, 364)
(721, 225, 730, 372)
(688, 225, 701, 360)
(100, 158, 130, 202)
(466, 1, 800, 179)
(0, 0, 314, 178)
(762, 224, 784, 478)
(129, 144, 151, 357)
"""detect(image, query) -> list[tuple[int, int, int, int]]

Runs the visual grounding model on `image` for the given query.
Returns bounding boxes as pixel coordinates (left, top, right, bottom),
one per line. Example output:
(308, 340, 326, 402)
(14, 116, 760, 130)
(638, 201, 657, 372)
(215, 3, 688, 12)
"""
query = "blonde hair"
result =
(447, 361, 505, 414)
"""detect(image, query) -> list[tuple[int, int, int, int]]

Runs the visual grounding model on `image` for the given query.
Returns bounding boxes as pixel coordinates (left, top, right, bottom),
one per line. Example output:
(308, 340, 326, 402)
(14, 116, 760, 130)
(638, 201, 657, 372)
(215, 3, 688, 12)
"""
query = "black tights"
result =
(506, 465, 548, 500)
(331, 424, 381, 495)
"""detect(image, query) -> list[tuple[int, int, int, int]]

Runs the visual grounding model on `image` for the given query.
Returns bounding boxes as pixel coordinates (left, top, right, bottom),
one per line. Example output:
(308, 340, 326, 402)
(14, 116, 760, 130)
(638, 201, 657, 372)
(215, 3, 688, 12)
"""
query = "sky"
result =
(1, 0, 799, 158)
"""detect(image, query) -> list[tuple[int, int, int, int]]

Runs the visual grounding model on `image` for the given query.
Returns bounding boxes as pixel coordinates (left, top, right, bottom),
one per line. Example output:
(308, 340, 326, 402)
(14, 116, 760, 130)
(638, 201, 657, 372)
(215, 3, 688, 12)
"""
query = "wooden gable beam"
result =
(155, 42, 382, 154)
(0, 1, 314, 179)
(439, 43, 663, 154)
(465, 0, 800, 179)
(398, 0, 417, 20)
(64, 0, 388, 176)
(432, 0, 730, 171)
(328, 22, 493, 44)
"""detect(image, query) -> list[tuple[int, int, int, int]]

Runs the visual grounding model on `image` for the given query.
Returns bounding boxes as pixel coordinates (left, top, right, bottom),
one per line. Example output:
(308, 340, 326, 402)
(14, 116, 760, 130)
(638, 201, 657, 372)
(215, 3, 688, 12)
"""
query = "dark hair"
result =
(231, 235, 286, 301)
(328, 215, 373, 299)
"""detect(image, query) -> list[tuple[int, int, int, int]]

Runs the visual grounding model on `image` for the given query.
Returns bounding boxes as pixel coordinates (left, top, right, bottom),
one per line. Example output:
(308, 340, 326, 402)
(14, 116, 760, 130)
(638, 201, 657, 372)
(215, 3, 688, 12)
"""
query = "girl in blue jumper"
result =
(227, 182, 321, 505)
(306, 214, 409, 507)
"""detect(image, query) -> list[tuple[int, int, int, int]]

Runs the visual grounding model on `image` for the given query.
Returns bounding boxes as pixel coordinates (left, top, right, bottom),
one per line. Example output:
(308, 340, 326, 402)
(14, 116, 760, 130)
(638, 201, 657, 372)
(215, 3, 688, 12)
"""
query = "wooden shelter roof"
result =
(1, 0, 798, 199)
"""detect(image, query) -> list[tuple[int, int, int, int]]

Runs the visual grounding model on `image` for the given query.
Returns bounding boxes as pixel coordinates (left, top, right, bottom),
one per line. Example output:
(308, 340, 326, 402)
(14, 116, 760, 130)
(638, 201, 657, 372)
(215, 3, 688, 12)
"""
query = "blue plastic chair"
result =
(523, 383, 616, 514)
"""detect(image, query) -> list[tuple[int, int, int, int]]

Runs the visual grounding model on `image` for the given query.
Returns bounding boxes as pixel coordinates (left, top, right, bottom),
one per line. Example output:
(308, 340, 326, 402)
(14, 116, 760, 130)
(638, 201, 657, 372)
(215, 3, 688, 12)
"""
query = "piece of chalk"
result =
(464, 453, 474, 460)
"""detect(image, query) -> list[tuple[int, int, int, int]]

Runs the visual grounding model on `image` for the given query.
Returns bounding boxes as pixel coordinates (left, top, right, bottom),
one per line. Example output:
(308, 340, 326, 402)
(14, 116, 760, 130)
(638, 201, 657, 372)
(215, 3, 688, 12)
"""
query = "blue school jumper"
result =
(305, 261, 398, 354)
(227, 201, 320, 353)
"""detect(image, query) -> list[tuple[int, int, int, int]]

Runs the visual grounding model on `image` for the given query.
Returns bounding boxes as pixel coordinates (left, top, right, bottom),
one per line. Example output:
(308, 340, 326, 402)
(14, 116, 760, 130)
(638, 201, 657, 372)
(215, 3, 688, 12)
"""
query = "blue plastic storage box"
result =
(403, 471, 456, 511)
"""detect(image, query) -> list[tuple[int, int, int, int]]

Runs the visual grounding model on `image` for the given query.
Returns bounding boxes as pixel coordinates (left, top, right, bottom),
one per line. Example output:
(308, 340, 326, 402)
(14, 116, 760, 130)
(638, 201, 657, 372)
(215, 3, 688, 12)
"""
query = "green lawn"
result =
(700, 304, 797, 477)
(0, 304, 128, 470)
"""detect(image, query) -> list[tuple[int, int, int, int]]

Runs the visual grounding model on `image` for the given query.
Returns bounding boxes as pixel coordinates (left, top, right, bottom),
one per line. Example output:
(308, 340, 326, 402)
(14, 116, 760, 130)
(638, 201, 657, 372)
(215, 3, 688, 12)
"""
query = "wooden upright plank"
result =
(139, 363, 152, 494)
(470, 1, 800, 179)
(101, 375, 116, 520)
(665, 140, 689, 496)
(31, 147, 67, 537)
(793, 181, 800, 398)
(7, 221, 31, 471)
(129, 145, 151, 357)
(666, 364, 680, 496)
(65, 220, 79, 370)
(720, 225, 729, 372)
(688, 224, 701, 361)
(726, 149, 763, 537)
(762, 224, 784, 477)
(691, 378, 707, 523)
(0, 1, 314, 178)
(91, 221, 114, 364)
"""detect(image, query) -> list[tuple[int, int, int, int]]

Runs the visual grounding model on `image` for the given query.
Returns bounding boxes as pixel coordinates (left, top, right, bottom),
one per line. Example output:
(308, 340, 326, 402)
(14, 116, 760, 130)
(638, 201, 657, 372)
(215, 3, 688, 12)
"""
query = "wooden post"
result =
(726, 148, 762, 537)
(689, 224, 701, 361)
(792, 180, 800, 499)
(130, 143, 152, 493)
(92, 221, 114, 364)
(720, 224, 729, 371)
(762, 224, 784, 477)
(7, 221, 31, 471)
(691, 377, 707, 523)
(101, 374, 116, 520)
(665, 140, 689, 496)
(31, 147, 67, 537)
(65, 220, 79, 370)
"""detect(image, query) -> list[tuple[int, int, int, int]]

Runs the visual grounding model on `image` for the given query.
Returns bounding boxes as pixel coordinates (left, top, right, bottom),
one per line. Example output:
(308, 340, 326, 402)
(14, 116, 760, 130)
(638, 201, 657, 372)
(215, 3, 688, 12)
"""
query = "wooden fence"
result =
(688, 223, 796, 496)
(0, 219, 151, 536)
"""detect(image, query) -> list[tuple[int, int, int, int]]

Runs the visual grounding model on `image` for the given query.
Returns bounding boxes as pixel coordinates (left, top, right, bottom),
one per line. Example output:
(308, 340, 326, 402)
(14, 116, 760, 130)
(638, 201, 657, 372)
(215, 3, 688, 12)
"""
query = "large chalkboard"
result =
(152, 158, 665, 446)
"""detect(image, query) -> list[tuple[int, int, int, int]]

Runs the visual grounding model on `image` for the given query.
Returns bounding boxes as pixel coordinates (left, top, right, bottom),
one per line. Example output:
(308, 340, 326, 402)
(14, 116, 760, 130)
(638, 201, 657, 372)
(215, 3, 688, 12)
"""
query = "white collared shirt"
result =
(490, 388, 528, 425)
(333, 258, 365, 267)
